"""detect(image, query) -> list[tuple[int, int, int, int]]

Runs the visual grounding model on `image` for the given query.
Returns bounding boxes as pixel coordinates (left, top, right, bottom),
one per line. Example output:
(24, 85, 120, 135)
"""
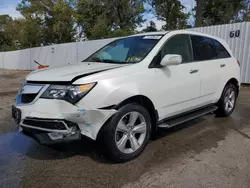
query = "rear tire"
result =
(216, 83, 237, 117)
(102, 103, 151, 163)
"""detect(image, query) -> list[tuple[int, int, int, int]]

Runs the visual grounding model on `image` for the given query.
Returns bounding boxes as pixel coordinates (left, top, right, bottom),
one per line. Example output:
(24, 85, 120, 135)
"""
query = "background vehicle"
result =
(12, 31, 240, 162)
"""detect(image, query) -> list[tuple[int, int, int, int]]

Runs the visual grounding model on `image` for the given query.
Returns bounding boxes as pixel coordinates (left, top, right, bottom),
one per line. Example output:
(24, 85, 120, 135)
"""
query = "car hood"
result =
(26, 62, 127, 82)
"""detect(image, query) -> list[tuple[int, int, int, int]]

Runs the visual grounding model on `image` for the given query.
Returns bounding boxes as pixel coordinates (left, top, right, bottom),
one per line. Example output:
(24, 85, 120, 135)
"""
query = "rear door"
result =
(190, 35, 222, 103)
(211, 38, 233, 79)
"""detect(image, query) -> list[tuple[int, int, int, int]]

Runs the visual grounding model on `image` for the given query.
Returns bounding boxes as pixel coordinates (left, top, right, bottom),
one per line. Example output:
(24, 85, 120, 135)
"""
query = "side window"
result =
(161, 34, 193, 63)
(191, 36, 217, 61)
(212, 39, 231, 59)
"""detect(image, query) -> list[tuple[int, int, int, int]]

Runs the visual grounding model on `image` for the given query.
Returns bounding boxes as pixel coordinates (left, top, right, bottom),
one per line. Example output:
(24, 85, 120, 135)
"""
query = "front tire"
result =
(216, 83, 237, 117)
(102, 103, 151, 162)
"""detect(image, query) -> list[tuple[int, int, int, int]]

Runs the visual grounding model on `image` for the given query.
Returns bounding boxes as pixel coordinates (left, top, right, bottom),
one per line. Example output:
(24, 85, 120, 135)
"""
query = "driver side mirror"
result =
(160, 54, 182, 67)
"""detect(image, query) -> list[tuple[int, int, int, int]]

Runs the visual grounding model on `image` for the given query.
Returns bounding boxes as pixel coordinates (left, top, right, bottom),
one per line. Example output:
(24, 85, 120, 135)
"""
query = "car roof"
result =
(131, 30, 221, 41)
(131, 31, 169, 36)
(126, 30, 228, 48)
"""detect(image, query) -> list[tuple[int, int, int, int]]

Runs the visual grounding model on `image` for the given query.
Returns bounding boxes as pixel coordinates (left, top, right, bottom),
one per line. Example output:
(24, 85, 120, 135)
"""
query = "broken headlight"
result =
(41, 83, 96, 104)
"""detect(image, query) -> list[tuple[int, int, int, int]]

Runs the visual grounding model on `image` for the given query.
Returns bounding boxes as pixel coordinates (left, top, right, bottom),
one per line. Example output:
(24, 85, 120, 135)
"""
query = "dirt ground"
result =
(0, 69, 250, 188)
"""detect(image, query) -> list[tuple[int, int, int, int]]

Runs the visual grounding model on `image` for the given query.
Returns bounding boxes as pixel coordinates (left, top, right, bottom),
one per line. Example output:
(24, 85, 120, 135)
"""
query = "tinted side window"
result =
(212, 39, 231, 58)
(191, 36, 217, 61)
(161, 35, 193, 63)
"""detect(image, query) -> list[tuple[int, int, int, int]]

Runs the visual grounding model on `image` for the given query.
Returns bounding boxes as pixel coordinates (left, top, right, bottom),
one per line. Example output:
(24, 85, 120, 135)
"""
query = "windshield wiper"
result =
(84, 57, 134, 64)
(93, 58, 129, 64)
(101, 59, 123, 63)
(103, 59, 137, 64)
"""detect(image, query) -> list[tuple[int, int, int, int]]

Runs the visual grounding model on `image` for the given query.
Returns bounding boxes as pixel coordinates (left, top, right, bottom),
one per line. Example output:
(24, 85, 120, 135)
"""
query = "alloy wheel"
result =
(224, 88, 236, 112)
(115, 111, 147, 154)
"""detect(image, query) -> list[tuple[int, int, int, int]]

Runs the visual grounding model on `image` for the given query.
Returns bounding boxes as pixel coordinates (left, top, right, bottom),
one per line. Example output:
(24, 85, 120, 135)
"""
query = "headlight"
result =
(41, 83, 96, 104)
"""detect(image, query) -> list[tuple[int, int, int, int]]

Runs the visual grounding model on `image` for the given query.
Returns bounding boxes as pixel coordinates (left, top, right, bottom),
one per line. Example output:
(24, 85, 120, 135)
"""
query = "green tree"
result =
(76, 0, 111, 39)
(17, 18, 43, 49)
(195, 0, 205, 27)
(142, 20, 158, 32)
(195, 0, 246, 26)
(0, 15, 31, 51)
(17, 0, 76, 45)
(76, 0, 145, 39)
(234, 0, 250, 22)
(106, 0, 145, 31)
(149, 0, 189, 30)
(0, 15, 14, 51)
(204, 0, 244, 25)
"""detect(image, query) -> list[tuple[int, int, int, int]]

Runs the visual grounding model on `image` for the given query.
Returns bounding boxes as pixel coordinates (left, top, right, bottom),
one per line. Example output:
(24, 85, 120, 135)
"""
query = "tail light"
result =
(237, 60, 240, 67)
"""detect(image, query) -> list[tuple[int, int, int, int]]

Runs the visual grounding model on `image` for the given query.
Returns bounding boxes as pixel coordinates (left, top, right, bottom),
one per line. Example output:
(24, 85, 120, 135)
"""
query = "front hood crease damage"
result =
(26, 62, 127, 82)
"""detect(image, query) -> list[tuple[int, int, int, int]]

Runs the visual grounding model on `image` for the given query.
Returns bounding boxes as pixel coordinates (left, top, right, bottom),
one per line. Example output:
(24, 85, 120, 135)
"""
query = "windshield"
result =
(83, 35, 163, 64)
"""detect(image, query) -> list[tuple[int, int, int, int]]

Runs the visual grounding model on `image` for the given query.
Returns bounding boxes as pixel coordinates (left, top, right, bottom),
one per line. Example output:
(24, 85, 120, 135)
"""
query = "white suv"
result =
(12, 31, 240, 162)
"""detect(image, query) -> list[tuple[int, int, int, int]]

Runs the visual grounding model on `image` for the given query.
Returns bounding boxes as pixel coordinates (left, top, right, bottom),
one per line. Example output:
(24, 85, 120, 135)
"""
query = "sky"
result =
(0, 0, 22, 18)
(0, 0, 195, 30)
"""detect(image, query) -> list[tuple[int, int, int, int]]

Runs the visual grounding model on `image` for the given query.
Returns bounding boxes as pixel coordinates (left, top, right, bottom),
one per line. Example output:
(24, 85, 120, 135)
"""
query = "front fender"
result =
(100, 82, 141, 108)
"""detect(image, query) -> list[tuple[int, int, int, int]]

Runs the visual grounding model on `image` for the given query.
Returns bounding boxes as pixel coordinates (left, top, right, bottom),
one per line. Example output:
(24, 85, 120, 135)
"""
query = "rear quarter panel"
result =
(214, 58, 240, 101)
(209, 38, 240, 102)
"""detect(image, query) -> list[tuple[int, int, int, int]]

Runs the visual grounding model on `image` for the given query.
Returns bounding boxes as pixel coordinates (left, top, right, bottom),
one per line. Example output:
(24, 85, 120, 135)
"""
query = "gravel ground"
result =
(0, 69, 250, 188)
(0, 69, 30, 134)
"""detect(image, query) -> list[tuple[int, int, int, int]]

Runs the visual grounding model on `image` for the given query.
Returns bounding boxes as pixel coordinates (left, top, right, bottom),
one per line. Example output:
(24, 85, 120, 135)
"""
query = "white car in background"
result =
(12, 31, 240, 162)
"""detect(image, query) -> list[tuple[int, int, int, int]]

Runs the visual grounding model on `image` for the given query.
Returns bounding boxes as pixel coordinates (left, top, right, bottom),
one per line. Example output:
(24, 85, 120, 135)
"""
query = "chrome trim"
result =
(25, 118, 70, 129)
(17, 84, 50, 106)
(20, 118, 71, 133)
(22, 85, 43, 94)
(20, 124, 70, 134)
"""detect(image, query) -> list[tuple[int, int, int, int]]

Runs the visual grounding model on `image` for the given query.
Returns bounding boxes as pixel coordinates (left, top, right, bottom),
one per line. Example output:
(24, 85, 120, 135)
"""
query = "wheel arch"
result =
(215, 77, 239, 117)
(97, 95, 159, 140)
(117, 95, 158, 127)
(225, 78, 240, 96)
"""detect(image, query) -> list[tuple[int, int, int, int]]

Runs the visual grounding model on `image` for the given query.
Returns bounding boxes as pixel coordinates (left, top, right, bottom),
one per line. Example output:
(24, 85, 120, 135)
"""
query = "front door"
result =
(152, 34, 201, 120)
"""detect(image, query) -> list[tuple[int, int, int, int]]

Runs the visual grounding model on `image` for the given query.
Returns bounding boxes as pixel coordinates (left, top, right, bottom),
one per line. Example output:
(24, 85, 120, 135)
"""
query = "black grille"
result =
(23, 119, 67, 130)
(21, 94, 38, 104)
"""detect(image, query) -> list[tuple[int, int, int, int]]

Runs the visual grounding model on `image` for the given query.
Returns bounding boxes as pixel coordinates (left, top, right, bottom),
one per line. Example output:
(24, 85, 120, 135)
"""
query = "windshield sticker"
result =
(143, 36, 162, 40)
(126, 57, 142, 62)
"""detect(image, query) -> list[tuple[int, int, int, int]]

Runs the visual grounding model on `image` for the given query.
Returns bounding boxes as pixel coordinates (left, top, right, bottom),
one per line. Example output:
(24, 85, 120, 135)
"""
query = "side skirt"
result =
(157, 105, 218, 129)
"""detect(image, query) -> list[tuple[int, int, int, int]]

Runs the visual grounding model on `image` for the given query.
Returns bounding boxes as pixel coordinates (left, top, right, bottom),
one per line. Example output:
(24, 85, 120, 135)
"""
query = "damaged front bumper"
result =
(19, 125, 82, 145)
(12, 98, 117, 144)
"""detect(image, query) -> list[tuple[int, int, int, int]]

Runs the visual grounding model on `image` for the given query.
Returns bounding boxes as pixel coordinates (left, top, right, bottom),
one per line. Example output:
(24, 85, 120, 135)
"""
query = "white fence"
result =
(0, 22, 250, 83)
(0, 38, 117, 70)
(188, 22, 250, 84)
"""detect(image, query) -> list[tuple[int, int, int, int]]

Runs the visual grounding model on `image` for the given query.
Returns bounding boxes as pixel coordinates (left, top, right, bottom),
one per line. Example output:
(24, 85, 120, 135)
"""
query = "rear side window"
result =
(191, 36, 217, 61)
(161, 34, 193, 63)
(212, 39, 231, 58)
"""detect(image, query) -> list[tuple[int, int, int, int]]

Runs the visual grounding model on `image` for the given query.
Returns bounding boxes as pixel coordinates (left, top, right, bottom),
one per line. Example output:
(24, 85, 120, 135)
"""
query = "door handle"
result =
(220, 64, 226, 68)
(189, 69, 199, 74)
